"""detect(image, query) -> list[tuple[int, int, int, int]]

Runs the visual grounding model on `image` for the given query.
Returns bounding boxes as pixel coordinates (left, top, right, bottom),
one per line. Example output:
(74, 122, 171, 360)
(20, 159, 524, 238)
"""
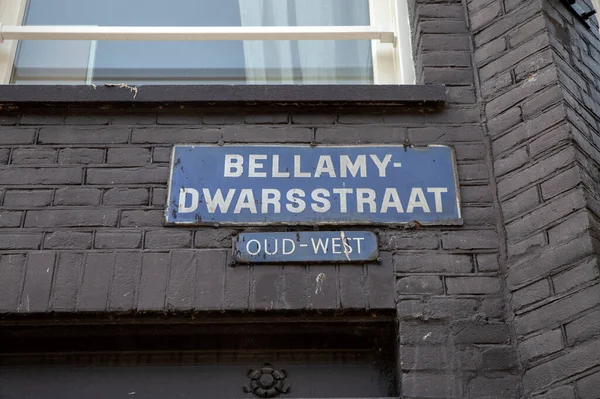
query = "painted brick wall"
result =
(468, 0, 600, 397)
(3, 0, 600, 398)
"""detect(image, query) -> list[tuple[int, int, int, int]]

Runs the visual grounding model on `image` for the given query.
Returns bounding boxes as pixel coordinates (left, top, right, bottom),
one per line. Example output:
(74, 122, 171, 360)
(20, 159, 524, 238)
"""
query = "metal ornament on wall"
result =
(560, 0, 597, 28)
(243, 362, 290, 398)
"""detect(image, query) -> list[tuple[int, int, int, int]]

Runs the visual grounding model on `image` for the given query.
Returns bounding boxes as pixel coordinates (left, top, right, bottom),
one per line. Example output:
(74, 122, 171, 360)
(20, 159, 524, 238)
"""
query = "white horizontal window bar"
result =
(0, 25, 396, 44)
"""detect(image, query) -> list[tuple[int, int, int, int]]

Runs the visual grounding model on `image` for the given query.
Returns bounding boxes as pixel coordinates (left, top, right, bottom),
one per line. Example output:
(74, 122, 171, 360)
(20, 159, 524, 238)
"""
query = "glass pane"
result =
(11, 0, 373, 85)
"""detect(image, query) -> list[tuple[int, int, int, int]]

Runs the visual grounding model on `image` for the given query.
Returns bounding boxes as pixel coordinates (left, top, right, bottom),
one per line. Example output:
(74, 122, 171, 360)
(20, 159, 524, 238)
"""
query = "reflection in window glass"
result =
(11, 0, 373, 85)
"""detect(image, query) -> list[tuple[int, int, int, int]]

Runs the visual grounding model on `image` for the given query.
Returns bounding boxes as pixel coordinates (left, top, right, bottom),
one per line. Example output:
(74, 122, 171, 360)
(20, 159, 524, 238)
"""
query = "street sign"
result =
(233, 231, 378, 264)
(166, 145, 461, 225)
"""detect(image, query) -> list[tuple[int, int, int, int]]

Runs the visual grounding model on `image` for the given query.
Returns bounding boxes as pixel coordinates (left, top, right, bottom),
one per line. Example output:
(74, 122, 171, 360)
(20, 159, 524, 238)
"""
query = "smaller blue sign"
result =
(233, 231, 378, 264)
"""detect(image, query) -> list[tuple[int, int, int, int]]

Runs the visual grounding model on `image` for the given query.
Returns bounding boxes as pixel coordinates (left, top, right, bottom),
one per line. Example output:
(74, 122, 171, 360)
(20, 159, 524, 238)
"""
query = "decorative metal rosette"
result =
(243, 362, 290, 398)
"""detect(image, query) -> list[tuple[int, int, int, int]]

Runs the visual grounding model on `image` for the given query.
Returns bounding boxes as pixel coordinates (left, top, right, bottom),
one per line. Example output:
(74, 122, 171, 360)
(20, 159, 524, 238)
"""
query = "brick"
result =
(533, 386, 576, 399)
(453, 143, 486, 161)
(400, 345, 481, 370)
(165, 251, 195, 311)
(290, 112, 336, 125)
(38, 127, 130, 144)
(521, 85, 563, 118)
(473, 0, 542, 48)
(469, 375, 519, 398)
(470, 1, 502, 31)
(514, 49, 555, 83)
(58, 148, 105, 164)
(511, 279, 550, 309)
(399, 322, 449, 345)
(402, 373, 463, 398)
(482, 71, 513, 99)
(506, 190, 586, 241)
(20, 252, 55, 313)
(475, 36, 506, 64)
(87, 166, 168, 185)
(132, 127, 221, 144)
(540, 167, 580, 200)
(25, 210, 118, 228)
(95, 231, 142, 249)
(152, 147, 172, 163)
(0, 254, 26, 312)
(0, 148, 9, 164)
(380, 230, 439, 250)
(109, 112, 156, 125)
(422, 67, 473, 85)
(397, 299, 425, 319)
(477, 253, 499, 272)
(481, 345, 517, 370)
(0, 167, 82, 185)
(19, 113, 64, 125)
(427, 298, 479, 319)
(157, 111, 201, 125)
(307, 265, 339, 310)
(421, 34, 471, 51)
(394, 253, 472, 273)
(553, 258, 599, 294)
(421, 51, 472, 67)
(493, 107, 567, 156)
(50, 253, 84, 311)
(108, 252, 141, 311)
(508, 236, 594, 288)
(11, 148, 56, 164)
(507, 15, 545, 47)
(446, 86, 477, 104)
(418, 4, 465, 19)
(485, 65, 557, 117)
(523, 338, 600, 393)
(397, 276, 443, 295)
(44, 231, 92, 249)
(497, 146, 574, 198)
(447, 277, 501, 294)
(0, 127, 36, 144)
(419, 19, 468, 34)
(481, 298, 504, 318)
(452, 323, 510, 344)
(244, 113, 289, 124)
(577, 371, 600, 399)
(519, 329, 564, 362)
(280, 265, 308, 310)
(3, 190, 53, 207)
(408, 126, 484, 143)
(487, 106, 522, 136)
(103, 187, 148, 206)
(194, 228, 233, 248)
(79, 253, 113, 311)
(565, 308, 600, 346)
(501, 186, 540, 221)
(195, 250, 227, 311)
(458, 163, 489, 181)
(106, 147, 151, 164)
(54, 187, 101, 206)
(441, 230, 498, 249)
(339, 266, 366, 309)
(516, 284, 600, 335)
(494, 147, 528, 177)
(0, 211, 22, 227)
(548, 211, 591, 245)
(121, 210, 164, 227)
(223, 264, 249, 310)
(64, 110, 111, 125)
(460, 185, 493, 203)
(152, 188, 167, 206)
(144, 230, 192, 249)
(366, 256, 394, 309)
(252, 266, 283, 310)
(0, 233, 41, 249)
(316, 127, 401, 144)
(137, 253, 169, 311)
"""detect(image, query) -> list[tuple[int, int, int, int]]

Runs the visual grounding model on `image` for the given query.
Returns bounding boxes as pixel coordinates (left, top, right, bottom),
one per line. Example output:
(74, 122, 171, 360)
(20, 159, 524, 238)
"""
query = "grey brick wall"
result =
(2, 0, 600, 397)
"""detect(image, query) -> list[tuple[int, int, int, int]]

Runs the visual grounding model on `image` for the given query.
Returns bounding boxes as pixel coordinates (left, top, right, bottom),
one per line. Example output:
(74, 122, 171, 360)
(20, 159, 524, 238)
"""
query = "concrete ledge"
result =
(0, 84, 446, 106)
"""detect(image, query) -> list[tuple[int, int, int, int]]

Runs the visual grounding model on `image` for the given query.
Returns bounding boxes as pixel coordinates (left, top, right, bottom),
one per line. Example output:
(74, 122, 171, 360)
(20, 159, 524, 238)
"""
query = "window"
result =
(0, 0, 414, 85)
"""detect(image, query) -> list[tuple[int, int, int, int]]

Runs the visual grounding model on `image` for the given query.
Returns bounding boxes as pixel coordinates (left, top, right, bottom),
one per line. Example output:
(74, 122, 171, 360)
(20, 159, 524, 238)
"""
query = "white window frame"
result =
(0, 0, 415, 84)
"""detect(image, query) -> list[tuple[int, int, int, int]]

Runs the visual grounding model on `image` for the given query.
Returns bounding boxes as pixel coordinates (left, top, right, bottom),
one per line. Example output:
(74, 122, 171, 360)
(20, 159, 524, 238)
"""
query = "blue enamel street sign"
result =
(233, 231, 378, 264)
(166, 145, 461, 225)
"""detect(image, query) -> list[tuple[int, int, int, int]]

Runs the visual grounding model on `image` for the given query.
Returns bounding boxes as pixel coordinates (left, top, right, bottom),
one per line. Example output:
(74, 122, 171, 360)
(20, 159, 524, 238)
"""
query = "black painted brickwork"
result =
(1, 0, 600, 398)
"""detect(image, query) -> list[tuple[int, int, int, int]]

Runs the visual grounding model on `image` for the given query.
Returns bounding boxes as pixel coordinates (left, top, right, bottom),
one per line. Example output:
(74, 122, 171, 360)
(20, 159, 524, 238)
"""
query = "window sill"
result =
(0, 84, 446, 107)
